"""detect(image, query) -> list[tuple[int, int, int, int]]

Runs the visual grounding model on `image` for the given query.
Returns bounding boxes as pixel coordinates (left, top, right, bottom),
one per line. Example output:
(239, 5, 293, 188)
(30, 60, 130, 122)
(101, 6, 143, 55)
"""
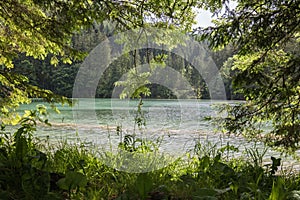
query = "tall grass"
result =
(1, 106, 300, 199)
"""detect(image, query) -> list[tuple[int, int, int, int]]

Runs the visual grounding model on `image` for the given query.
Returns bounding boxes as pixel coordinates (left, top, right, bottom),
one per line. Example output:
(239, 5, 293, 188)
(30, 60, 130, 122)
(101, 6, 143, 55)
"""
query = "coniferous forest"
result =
(12, 23, 240, 100)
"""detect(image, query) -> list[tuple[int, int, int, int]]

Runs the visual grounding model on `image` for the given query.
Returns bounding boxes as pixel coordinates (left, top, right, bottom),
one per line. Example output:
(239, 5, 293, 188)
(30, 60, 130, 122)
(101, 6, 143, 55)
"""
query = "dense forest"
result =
(12, 23, 239, 100)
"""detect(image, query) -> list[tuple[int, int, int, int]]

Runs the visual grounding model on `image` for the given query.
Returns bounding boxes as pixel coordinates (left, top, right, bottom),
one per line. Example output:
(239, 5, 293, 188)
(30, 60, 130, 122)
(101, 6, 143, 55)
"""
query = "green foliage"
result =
(1, 112, 300, 199)
(0, 107, 60, 199)
(57, 171, 87, 195)
(135, 173, 154, 200)
(270, 156, 281, 176)
(1, 0, 197, 69)
(114, 67, 152, 99)
(0, 0, 198, 125)
(2, 0, 300, 199)
(269, 177, 286, 200)
(4, 18, 235, 101)
(200, 0, 300, 150)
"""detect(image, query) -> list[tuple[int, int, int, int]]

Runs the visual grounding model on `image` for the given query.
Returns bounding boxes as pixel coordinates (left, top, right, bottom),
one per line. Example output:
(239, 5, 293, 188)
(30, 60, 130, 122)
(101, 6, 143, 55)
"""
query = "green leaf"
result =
(135, 173, 153, 199)
(57, 171, 87, 190)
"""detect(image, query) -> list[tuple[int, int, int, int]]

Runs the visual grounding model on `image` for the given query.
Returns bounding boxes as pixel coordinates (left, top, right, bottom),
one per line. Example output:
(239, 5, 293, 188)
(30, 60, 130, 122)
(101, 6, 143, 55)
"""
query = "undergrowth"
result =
(1, 105, 300, 199)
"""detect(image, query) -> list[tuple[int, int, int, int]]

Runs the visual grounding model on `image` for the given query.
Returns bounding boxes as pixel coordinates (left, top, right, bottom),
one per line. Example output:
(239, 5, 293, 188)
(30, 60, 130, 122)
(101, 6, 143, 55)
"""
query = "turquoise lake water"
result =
(17, 98, 300, 170)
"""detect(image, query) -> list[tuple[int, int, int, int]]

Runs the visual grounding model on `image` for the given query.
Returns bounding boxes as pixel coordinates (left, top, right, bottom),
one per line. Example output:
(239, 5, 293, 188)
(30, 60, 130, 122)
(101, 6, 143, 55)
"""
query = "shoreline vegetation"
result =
(2, 119, 300, 200)
(1, 106, 300, 199)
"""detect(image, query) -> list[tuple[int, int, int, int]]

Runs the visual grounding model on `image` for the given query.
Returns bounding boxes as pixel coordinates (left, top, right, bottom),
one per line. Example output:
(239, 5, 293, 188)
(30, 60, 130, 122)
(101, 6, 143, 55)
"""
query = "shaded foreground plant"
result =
(0, 106, 62, 199)
(1, 107, 300, 199)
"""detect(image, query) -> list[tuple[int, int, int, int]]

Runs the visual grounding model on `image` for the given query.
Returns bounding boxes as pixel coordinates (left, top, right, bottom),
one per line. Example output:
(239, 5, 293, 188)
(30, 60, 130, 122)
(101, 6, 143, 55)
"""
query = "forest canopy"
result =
(198, 0, 300, 151)
(0, 0, 197, 117)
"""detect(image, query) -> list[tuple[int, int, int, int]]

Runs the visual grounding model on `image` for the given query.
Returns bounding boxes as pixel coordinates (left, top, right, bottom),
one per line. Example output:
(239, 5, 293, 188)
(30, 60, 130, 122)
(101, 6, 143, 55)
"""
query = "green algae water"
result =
(17, 98, 300, 170)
